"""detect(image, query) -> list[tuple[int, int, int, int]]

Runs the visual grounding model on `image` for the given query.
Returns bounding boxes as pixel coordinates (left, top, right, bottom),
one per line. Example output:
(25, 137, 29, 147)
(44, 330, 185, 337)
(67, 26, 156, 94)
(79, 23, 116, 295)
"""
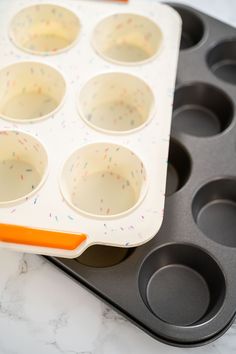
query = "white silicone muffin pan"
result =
(0, 0, 181, 258)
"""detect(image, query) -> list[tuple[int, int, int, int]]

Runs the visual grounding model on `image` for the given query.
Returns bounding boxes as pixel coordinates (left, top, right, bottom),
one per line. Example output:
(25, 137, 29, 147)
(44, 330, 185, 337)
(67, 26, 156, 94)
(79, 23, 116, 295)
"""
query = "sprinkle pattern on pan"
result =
(0, 0, 181, 258)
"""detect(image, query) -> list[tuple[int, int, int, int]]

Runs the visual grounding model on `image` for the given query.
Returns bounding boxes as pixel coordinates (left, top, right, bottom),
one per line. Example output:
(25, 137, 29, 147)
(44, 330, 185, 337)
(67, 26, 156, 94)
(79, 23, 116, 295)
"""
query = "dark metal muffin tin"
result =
(46, 3, 236, 347)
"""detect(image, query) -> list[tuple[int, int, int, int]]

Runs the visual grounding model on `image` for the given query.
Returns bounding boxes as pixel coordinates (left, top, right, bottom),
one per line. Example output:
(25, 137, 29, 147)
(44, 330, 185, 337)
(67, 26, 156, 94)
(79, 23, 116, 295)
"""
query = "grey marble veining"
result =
(0, 0, 236, 353)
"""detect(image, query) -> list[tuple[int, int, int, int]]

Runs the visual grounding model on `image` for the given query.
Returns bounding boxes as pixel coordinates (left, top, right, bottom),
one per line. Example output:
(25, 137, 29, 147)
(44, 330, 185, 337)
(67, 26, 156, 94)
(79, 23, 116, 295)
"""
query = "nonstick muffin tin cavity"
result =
(48, 3, 236, 347)
(0, 0, 181, 258)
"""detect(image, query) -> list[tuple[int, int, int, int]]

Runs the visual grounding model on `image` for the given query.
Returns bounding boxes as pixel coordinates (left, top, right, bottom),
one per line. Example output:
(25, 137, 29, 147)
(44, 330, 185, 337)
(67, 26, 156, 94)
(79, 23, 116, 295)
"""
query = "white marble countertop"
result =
(0, 0, 236, 353)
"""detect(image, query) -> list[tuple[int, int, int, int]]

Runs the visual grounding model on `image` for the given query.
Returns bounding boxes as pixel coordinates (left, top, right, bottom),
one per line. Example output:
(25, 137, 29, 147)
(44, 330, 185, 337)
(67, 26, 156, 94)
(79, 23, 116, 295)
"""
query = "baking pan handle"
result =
(0, 223, 87, 250)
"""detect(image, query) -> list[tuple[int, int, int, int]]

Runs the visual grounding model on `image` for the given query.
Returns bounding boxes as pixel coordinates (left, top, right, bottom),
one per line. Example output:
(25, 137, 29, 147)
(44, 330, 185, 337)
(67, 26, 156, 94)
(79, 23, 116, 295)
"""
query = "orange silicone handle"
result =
(0, 224, 87, 250)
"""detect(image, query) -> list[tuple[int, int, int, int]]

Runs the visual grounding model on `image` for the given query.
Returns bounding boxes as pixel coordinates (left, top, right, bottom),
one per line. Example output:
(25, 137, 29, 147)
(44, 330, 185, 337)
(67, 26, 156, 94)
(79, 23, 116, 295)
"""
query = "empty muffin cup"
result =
(78, 73, 155, 133)
(193, 178, 236, 247)
(169, 5, 204, 50)
(60, 143, 147, 218)
(166, 139, 191, 196)
(173, 83, 234, 137)
(77, 245, 134, 268)
(139, 244, 225, 326)
(207, 40, 236, 85)
(9, 4, 80, 55)
(92, 13, 163, 65)
(0, 62, 66, 122)
(0, 130, 48, 205)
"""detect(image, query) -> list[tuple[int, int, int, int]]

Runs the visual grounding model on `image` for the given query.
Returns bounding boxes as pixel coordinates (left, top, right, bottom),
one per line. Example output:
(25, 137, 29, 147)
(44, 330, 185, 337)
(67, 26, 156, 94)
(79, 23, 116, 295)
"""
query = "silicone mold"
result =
(0, 0, 181, 258)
